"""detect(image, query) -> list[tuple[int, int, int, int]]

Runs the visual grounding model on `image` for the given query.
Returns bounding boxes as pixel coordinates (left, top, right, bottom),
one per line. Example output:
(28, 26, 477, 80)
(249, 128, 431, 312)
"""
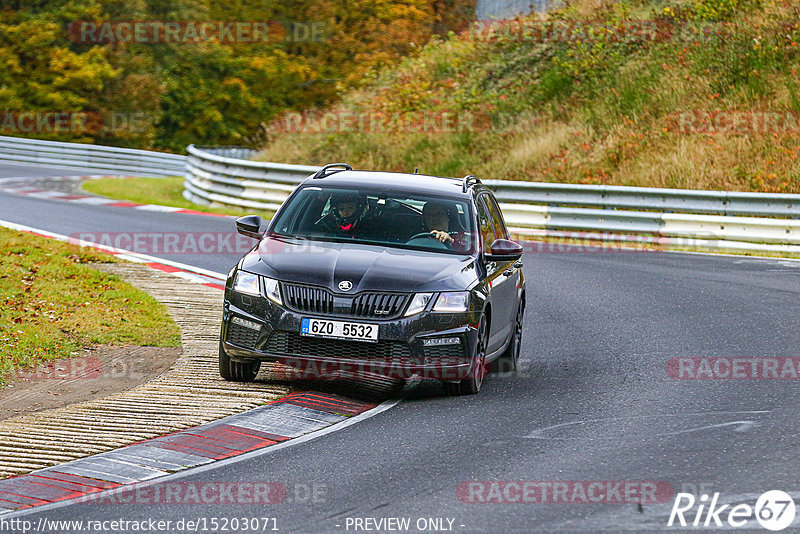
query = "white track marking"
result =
(0, 218, 226, 281)
(522, 410, 771, 439)
(652, 420, 758, 437)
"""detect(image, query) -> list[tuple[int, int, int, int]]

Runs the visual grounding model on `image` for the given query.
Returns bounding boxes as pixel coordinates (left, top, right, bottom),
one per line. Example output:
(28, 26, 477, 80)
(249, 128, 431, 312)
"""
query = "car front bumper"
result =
(221, 289, 480, 381)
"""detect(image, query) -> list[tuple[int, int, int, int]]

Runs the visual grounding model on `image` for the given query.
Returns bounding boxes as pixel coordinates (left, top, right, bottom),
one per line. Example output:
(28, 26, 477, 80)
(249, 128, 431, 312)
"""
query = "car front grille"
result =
(226, 322, 260, 350)
(266, 331, 412, 361)
(281, 282, 410, 320)
(351, 293, 410, 319)
(282, 284, 334, 314)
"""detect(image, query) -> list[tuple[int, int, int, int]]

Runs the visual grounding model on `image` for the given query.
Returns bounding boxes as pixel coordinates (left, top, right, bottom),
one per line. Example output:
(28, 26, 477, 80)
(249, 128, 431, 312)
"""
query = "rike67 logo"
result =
(668, 490, 796, 531)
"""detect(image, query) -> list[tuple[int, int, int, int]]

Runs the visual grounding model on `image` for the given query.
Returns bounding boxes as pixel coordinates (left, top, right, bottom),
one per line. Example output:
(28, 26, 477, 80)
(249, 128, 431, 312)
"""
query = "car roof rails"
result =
(462, 174, 481, 193)
(312, 163, 353, 179)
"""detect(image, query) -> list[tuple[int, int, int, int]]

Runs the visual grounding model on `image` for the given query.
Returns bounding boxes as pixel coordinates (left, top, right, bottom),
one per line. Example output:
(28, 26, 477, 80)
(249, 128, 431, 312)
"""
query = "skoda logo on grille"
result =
(338, 280, 353, 292)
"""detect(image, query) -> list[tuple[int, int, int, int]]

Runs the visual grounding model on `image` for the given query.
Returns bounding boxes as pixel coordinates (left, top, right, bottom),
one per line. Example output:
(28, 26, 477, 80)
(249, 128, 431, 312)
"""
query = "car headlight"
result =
(432, 291, 469, 313)
(263, 276, 282, 305)
(233, 271, 260, 296)
(404, 292, 433, 316)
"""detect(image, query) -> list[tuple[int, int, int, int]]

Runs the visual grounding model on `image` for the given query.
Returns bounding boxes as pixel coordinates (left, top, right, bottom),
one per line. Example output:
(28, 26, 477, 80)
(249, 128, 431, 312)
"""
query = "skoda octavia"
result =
(220, 164, 525, 395)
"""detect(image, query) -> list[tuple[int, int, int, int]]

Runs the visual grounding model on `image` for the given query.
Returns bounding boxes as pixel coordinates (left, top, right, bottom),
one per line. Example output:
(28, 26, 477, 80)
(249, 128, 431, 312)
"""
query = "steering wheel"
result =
(406, 232, 452, 250)
(408, 232, 438, 241)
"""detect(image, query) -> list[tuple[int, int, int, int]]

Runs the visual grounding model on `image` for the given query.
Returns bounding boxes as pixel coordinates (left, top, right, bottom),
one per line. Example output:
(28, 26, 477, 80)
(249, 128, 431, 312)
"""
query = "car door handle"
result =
(514, 261, 523, 268)
(503, 269, 514, 276)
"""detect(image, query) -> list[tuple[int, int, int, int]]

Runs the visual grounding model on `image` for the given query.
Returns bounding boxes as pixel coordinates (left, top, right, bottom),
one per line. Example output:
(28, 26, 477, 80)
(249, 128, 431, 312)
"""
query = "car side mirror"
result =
(236, 215, 264, 239)
(485, 239, 523, 261)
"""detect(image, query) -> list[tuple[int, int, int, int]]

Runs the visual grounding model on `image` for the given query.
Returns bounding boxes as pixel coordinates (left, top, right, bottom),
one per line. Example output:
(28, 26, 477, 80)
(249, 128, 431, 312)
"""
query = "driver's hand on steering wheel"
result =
(430, 230, 453, 244)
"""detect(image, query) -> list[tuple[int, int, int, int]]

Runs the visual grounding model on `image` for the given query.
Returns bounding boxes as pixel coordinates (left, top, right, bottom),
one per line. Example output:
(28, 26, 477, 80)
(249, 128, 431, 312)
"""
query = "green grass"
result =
(0, 227, 181, 384)
(82, 176, 275, 219)
(258, 0, 800, 194)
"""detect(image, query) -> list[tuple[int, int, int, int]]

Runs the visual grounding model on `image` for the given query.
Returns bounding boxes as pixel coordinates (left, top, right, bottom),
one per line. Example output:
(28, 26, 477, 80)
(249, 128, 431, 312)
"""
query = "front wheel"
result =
(443, 315, 488, 396)
(492, 302, 523, 374)
(219, 339, 260, 382)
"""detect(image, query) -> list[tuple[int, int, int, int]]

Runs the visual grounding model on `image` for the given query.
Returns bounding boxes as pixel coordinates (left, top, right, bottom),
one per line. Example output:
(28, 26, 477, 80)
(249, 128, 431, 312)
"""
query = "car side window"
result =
(484, 195, 509, 240)
(476, 196, 495, 254)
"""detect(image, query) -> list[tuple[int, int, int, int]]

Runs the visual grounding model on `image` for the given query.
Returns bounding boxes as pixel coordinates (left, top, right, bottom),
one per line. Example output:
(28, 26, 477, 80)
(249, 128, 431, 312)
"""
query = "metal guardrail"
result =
(2, 136, 795, 251)
(183, 145, 800, 251)
(476, 0, 553, 19)
(184, 145, 317, 211)
(183, 146, 800, 247)
(0, 135, 185, 177)
(483, 180, 800, 218)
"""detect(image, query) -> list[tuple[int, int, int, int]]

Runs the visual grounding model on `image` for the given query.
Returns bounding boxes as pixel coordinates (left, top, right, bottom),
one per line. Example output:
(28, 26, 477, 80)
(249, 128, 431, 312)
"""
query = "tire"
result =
(219, 339, 260, 382)
(443, 315, 488, 396)
(492, 302, 523, 374)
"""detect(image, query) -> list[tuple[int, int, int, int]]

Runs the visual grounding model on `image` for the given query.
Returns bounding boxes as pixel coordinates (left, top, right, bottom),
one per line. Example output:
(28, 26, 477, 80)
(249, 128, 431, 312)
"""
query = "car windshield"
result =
(269, 186, 476, 254)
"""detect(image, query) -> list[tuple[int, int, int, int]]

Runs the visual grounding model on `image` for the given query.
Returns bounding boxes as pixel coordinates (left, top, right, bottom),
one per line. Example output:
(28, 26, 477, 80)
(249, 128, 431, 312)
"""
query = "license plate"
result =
(301, 318, 378, 343)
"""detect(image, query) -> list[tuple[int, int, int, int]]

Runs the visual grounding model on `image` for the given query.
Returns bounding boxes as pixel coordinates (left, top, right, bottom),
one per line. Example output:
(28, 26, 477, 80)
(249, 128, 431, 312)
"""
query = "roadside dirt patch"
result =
(0, 345, 181, 420)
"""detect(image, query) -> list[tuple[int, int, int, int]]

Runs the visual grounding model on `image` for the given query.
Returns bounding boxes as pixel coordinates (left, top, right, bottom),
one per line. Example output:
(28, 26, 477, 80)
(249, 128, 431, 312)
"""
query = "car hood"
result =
(241, 236, 477, 293)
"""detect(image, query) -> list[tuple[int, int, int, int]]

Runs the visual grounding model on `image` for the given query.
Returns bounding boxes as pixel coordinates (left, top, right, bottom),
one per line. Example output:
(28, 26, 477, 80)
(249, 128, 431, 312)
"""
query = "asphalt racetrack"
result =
(2, 163, 799, 532)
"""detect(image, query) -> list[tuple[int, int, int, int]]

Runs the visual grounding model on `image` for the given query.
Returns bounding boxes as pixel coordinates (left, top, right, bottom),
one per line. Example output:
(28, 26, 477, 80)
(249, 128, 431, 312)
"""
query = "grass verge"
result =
(0, 227, 181, 384)
(258, 0, 800, 194)
(82, 176, 275, 219)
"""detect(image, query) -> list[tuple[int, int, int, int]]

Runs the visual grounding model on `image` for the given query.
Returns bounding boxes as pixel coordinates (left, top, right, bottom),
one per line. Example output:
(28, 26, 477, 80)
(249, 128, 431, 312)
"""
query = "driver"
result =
(423, 202, 453, 244)
(317, 191, 370, 237)
(421, 201, 469, 251)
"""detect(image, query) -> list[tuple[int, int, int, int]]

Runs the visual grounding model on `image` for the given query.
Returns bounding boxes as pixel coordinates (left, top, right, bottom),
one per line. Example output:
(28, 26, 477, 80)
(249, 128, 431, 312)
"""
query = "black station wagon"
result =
(220, 164, 525, 395)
